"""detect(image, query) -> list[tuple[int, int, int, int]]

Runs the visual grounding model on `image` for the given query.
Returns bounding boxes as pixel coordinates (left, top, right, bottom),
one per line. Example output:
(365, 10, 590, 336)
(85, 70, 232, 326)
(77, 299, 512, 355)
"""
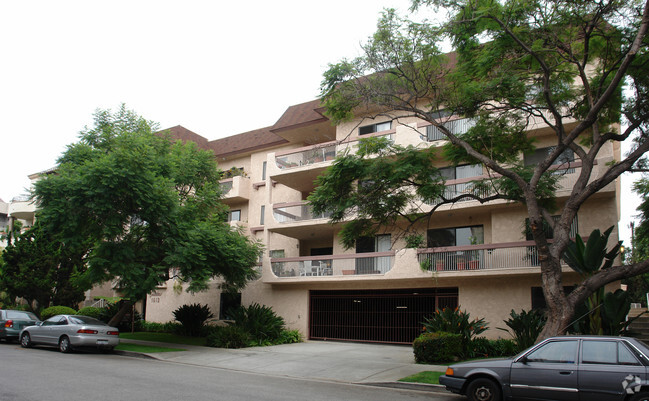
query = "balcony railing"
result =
(417, 241, 561, 271)
(271, 252, 395, 278)
(273, 202, 332, 223)
(426, 118, 476, 141)
(220, 180, 233, 194)
(276, 144, 337, 170)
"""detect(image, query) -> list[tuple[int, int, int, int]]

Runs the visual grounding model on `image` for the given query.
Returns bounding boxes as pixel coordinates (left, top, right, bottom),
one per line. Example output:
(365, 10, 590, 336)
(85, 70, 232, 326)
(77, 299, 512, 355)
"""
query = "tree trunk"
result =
(108, 300, 132, 328)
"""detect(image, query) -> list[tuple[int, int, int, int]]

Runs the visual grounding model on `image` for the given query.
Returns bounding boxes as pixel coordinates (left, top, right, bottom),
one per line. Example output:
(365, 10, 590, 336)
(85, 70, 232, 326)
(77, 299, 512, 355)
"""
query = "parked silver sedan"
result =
(20, 314, 119, 353)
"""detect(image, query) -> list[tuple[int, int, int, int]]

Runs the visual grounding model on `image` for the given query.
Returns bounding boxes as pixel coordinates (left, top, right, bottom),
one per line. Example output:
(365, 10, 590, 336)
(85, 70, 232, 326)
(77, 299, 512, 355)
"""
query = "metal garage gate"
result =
(309, 288, 458, 344)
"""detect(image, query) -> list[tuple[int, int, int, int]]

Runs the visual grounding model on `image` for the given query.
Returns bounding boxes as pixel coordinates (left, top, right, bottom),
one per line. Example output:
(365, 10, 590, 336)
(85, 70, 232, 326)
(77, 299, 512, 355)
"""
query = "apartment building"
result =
(143, 99, 621, 344)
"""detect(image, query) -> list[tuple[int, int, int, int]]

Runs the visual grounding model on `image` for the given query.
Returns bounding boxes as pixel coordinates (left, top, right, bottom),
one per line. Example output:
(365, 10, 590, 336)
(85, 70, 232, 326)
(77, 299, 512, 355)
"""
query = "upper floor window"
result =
(261, 161, 267, 180)
(439, 164, 483, 181)
(228, 210, 241, 222)
(359, 121, 392, 135)
(525, 215, 578, 240)
(524, 147, 574, 167)
(427, 225, 484, 248)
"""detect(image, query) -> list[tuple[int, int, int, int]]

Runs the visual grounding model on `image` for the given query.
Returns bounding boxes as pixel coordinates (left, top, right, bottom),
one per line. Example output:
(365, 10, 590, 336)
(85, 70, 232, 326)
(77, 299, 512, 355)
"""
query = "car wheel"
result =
(630, 392, 649, 401)
(58, 336, 73, 353)
(466, 378, 502, 401)
(20, 332, 32, 348)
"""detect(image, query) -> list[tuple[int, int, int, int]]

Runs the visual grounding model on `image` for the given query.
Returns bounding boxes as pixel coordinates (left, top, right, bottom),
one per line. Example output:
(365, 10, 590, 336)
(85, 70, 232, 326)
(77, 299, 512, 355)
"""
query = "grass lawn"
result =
(398, 371, 444, 385)
(119, 332, 206, 346)
(115, 343, 187, 353)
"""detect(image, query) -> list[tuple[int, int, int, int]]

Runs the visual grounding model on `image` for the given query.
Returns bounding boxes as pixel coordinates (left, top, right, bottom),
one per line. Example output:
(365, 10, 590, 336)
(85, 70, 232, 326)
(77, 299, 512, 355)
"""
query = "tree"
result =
(33, 105, 262, 325)
(0, 221, 87, 310)
(311, 0, 649, 340)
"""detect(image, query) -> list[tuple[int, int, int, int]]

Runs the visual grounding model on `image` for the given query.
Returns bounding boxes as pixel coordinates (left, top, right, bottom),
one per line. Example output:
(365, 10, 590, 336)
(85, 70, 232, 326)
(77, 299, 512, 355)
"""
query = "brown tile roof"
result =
(208, 127, 288, 158)
(161, 125, 209, 148)
(270, 99, 328, 133)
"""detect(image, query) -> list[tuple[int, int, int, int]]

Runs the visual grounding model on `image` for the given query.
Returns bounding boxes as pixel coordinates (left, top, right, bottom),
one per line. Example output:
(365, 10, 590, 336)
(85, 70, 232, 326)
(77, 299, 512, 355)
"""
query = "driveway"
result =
(120, 339, 448, 384)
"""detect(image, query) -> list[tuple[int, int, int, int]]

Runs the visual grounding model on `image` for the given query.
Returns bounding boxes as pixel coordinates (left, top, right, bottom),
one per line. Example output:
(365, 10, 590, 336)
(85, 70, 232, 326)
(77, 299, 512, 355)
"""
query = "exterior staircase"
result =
(626, 307, 649, 344)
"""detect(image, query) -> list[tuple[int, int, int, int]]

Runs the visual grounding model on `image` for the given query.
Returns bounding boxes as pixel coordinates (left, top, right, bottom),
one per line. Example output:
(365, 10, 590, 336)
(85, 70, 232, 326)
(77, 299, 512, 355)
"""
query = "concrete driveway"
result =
(120, 340, 448, 384)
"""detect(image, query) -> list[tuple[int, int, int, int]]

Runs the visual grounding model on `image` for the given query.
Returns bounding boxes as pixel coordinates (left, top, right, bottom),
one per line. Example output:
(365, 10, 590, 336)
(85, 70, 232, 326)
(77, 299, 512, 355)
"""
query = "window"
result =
(531, 286, 574, 310)
(261, 161, 267, 180)
(359, 121, 392, 135)
(427, 226, 484, 248)
(260, 205, 265, 225)
(524, 147, 575, 171)
(219, 292, 241, 320)
(525, 340, 578, 364)
(581, 340, 641, 366)
(228, 210, 241, 222)
(439, 164, 483, 181)
(355, 234, 391, 274)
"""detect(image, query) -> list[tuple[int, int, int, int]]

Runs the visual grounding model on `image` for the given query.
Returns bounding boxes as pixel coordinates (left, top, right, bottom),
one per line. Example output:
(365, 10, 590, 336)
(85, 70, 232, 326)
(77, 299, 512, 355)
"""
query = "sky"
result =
(0, 0, 643, 246)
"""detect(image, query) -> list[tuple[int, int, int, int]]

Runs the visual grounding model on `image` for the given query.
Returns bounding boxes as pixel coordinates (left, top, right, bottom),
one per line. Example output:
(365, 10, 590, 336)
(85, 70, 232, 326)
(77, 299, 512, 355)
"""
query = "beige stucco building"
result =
(142, 99, 622, 343)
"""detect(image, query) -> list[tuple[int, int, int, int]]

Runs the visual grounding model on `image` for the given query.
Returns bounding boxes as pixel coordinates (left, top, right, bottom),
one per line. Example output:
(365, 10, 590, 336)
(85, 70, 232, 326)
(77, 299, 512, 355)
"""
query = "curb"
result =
(360, 382, 448, 393)
(113, 350, 159, 360)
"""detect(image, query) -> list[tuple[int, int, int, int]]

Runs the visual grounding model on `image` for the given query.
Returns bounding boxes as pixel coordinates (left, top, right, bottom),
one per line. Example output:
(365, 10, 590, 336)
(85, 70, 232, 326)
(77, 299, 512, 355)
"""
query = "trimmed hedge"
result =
(76, 306, 103, 319)
(206, 325, 250, 349)
(470, 337, 517, 359)
(413, 332, 463, 363)
(40, 306, 77, 320)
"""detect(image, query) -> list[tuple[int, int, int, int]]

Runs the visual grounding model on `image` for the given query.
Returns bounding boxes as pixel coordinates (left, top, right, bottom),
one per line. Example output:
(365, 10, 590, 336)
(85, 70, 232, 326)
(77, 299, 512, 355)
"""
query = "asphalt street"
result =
(0, 343, 462, 401)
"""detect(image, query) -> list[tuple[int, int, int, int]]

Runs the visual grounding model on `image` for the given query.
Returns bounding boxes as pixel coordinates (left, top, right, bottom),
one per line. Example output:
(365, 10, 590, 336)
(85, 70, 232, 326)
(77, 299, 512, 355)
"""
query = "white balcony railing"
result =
(273, 202, 332, 223)
(271, 252, 395, 278)
(426, 118, 476, 141)
(275, 143, 337, 170)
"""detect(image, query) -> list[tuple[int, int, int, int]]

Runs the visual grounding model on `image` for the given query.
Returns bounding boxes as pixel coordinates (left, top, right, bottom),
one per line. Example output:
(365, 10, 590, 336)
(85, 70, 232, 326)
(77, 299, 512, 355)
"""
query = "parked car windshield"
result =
(69, 316, 107, 326)
(6, 311, 39, 320)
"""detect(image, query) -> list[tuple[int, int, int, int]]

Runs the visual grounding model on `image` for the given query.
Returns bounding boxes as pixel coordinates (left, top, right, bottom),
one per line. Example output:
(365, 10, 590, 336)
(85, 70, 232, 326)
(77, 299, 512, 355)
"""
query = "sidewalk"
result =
(118, 339, 448, 386)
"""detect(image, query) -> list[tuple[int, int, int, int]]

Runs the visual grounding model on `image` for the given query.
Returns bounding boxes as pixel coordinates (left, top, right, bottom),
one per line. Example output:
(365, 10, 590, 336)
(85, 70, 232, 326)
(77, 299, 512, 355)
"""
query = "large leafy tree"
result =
(311, 0, 649, 339)
(33, 105, 262, 324)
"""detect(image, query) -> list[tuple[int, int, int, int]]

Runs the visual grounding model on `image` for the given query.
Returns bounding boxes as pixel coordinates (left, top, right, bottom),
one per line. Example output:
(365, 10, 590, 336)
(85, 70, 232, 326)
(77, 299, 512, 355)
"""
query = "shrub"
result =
(470, 337, 517, 358)
(276, 329, 303, 345)
(172, 303, 214, 337)
(135, 320, 184, 334)
(498, 309, 546, 352)
(422, 307, 488, 350)
(413, 332, 463, 364)
(228, 303, 285, 345)
(40, 306, 77, 320)
(206, 325, 250, 349)
(76, 306, 103, 319)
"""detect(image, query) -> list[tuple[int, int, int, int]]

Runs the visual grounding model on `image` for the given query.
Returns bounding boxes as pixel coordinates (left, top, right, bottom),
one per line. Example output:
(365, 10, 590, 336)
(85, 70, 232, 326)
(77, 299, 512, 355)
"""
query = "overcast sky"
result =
(0, 0, 642, 245)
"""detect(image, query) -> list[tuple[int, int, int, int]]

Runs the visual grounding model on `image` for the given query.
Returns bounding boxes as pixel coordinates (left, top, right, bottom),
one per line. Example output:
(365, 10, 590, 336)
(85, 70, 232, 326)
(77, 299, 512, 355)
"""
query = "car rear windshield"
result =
(69, 316, 107, 326)
(6, 311, 38, 320)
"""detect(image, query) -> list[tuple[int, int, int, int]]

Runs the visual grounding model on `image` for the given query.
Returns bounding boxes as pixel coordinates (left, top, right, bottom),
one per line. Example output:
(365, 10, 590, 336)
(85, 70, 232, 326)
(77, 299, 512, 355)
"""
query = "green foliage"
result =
(76, 307, 103, 319)
(40, 305, 77, 320)
(227, 303, 286, 345)
(498, 309, 547, 352)
(633, 178, 649, 262)
(570, 289, 635, 336)
(172, 303, 214, 337)
(277, 329, 304, 344)
(205, 325, 251, 349)
(405, 233, 425, 249)
(422, 307, 488, 346)
(413, 332, 463, 363)
(564, 227, 621, 277)
(32, 105, 262, 303)
(135, 320, 183, 334)
(470, 337, 518, 359)
(0, 221, 87, 310)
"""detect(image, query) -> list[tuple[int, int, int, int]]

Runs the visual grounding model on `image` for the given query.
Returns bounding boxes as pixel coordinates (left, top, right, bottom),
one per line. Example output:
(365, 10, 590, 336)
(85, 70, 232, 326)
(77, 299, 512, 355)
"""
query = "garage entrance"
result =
(309, 288, 458, 344)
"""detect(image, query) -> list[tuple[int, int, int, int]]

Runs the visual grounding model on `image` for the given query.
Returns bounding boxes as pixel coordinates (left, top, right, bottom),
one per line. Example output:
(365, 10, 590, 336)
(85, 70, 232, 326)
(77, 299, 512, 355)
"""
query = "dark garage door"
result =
(309, 288, 458, 344)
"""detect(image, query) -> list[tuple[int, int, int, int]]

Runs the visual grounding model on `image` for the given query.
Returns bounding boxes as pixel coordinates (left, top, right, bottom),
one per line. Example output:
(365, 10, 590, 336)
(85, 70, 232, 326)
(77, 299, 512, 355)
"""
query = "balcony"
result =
(7, 196, 36, 222)
(425, 117, 476, 141)
(270, 252, 395, 278)
(417, 241, 562, 272)
(220, 175, 250, 205)
(273, 201, 332, 223)
(265, 241, 572, 283)
(268, 201, 336, 239)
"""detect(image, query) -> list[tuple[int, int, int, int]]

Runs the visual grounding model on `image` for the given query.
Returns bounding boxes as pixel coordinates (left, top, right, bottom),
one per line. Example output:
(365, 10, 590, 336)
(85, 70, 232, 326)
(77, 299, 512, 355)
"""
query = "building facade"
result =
(144, 99, 622, 343)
